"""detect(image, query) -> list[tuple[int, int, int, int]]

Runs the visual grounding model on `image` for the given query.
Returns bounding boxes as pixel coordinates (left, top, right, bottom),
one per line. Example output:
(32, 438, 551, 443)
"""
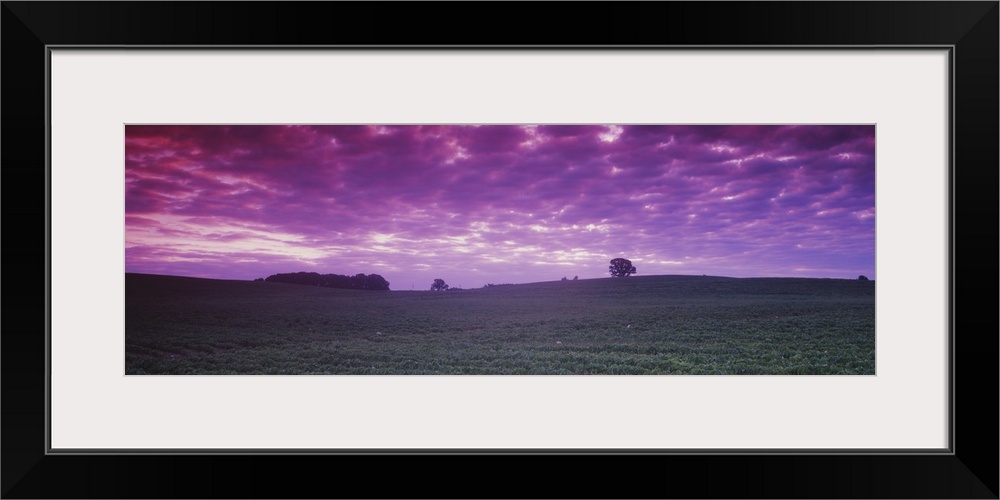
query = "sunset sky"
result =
(125, 125, 875, 290)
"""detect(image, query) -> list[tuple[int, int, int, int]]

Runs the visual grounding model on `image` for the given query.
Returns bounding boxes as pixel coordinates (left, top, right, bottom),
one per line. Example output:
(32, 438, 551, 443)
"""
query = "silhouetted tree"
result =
(349, 273, 367, 289)
(266, 272, 323, 286)
(431, 278, 449, 291)
(265, 271, 389, 290)
(609, 258, 637, 277)
(364, 274, 391, 290)
(858, 275, 870, 281)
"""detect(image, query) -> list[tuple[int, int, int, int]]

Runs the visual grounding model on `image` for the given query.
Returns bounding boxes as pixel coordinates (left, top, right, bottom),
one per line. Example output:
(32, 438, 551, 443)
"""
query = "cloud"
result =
(125, 125, 876, 286)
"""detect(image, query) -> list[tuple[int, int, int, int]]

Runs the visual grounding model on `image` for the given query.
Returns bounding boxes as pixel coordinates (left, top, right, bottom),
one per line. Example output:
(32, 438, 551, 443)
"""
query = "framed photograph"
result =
(121, 122, 879, 379)
(5, 2, 996, 498)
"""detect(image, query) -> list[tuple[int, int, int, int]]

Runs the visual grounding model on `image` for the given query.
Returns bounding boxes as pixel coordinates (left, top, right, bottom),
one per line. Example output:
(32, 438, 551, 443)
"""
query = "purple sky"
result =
(125, 125, 875, 289)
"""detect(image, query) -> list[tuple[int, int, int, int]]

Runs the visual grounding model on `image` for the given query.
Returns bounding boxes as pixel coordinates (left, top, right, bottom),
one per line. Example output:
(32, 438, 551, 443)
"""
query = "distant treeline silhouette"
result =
(263, 272, 390, 291)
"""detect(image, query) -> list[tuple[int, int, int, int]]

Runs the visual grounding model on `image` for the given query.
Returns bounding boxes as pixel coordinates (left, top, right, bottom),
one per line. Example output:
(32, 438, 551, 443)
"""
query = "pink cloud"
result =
(125, 125, 876, 288)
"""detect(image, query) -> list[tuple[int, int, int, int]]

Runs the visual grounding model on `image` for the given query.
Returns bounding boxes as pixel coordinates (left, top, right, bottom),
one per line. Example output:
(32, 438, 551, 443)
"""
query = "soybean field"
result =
(125, 273, 875, 375)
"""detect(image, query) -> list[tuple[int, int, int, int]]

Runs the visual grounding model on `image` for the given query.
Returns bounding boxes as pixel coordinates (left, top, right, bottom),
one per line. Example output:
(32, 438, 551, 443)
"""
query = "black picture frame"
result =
(3, 2, 997, 498)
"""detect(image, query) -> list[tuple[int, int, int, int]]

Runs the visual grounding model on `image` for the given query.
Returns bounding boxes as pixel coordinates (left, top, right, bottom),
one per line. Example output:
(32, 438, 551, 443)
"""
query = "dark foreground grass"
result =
(125, 273, 875, 375)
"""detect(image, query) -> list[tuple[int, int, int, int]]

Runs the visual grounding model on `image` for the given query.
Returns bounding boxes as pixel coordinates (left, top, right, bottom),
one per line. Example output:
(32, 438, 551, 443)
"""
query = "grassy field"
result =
(125, 273, 875, 375)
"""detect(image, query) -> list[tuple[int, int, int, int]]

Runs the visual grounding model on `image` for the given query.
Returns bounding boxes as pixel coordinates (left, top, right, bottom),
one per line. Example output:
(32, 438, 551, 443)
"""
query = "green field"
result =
(125, 273, 876, 375)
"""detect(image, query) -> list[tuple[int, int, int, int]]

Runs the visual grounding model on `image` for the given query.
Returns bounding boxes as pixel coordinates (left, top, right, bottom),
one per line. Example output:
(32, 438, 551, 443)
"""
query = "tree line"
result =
(262, 271, 390, 291)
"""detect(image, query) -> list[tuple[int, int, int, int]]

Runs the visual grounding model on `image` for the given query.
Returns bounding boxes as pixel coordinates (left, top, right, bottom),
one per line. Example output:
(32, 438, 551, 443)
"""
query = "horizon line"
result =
(124, 271, 875, 288)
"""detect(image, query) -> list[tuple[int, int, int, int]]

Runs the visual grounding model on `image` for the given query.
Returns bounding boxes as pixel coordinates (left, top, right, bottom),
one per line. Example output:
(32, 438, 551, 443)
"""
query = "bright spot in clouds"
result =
(371, 233, 394, 244)
(126, 125, 875, 287)
(599, 125, 624, 143)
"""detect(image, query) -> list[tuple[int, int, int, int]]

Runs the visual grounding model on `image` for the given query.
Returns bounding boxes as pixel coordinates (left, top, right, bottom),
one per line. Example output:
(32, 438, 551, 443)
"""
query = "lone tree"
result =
(430, 278, 450, 291)
(609, 258, 637, 277)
